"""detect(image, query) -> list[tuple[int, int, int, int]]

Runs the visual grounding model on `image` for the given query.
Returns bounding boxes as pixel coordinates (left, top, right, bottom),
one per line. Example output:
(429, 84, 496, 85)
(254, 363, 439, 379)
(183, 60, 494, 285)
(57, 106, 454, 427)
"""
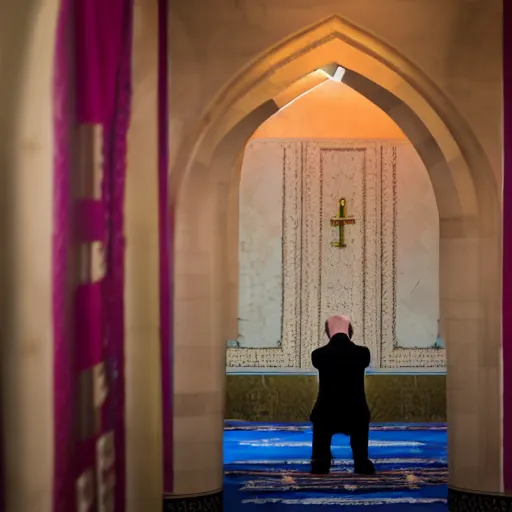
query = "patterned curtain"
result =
(100, 4, 134, 507)
(52, 0, 134, 510)
(52, 0, 76, 508)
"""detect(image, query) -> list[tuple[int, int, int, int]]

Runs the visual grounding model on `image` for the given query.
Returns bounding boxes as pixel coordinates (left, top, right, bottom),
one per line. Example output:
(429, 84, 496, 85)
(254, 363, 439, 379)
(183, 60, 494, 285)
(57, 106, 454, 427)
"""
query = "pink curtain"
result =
(52, 0, 134, 510)
(99, 8, 133, 504)
(75, 0, 125, 124)
(52, 0, 76, 508)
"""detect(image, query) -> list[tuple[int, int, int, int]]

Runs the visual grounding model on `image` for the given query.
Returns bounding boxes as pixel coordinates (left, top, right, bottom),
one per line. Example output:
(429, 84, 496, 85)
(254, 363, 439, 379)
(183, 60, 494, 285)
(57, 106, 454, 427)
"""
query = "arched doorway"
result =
(170, 14, 501, 503)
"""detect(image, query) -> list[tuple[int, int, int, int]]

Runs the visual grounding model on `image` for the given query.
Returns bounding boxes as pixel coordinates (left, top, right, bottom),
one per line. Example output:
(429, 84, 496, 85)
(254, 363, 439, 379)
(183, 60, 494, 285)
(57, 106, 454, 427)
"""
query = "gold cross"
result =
(330, 198, 356, 248)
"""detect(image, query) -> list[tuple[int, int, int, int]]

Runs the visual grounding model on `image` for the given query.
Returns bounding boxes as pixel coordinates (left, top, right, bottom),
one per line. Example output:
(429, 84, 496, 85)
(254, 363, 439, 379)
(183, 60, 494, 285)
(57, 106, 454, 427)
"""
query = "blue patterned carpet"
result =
(224, 422, 447, 510)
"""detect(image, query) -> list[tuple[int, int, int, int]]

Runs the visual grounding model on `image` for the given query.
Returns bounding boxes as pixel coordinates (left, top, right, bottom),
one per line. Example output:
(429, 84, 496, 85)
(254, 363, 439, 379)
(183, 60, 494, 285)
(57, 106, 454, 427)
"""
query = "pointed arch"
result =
(172, 15, 498, 225)
(170, 14, 502, 496)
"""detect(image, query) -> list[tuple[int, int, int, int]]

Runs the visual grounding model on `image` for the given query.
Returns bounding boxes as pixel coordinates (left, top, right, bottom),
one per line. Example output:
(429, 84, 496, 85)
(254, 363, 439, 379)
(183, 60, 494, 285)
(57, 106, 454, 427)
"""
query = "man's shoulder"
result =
(351, 344, 371, 360)
(352, 343, 370, 354)
(312, 345, 328, 357)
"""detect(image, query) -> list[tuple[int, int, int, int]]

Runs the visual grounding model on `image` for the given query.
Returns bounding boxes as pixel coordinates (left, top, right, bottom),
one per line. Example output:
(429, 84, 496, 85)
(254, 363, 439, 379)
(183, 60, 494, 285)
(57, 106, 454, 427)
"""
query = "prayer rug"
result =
(224, 421, 447, 510)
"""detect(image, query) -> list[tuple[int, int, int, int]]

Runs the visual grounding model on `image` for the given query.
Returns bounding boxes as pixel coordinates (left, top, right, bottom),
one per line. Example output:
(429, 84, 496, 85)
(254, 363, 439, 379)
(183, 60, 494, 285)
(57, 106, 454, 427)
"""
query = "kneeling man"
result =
(310, 314, 375, 475)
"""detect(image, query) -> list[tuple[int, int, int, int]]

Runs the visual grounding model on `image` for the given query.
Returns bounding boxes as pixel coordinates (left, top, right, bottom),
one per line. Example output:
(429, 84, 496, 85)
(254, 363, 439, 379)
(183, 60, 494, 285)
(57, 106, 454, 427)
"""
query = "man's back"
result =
(310, 332, 370, 432)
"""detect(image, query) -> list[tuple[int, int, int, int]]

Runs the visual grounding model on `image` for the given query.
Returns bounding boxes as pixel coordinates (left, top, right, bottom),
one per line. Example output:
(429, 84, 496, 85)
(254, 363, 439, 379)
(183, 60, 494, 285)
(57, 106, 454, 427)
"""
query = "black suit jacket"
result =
(310, 333, 371, 433)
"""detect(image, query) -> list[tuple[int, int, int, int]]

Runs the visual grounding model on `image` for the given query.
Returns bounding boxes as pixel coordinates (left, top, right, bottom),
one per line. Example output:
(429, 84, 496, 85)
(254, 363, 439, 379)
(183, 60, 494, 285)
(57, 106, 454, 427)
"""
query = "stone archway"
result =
(171, 14, 502, 503)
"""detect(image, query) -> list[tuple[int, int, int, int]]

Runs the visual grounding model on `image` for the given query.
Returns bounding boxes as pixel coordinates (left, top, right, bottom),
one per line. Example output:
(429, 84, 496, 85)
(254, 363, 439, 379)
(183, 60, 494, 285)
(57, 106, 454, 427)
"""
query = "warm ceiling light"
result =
(317, 65, 346, 82)
(333, 66, 346, 82)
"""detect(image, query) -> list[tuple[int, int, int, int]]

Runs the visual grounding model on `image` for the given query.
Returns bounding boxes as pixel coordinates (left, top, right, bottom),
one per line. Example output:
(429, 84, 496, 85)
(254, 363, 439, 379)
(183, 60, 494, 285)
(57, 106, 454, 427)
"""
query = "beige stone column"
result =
(0, 0, 60, 510)
(125, 1, 163, 511)
(169, 100, 280, 508)
(441, 230, 502, 493)
(172, 161, 225, 500)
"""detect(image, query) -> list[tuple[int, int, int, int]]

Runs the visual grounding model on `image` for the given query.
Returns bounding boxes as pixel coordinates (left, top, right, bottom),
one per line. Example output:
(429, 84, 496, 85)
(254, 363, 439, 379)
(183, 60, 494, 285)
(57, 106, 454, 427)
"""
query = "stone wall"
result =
(226, 375, 446, 423)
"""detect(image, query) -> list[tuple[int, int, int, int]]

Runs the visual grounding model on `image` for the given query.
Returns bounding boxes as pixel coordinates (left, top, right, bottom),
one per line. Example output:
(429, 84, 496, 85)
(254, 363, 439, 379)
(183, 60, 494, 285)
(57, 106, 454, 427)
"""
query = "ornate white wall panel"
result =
(237, 142, 284, 348)
(380, 144, 445, 368)
(228, 142, 301, 367)
(227, 139, 446, 370)
(395, 145, 441, 350)
(299, 142, 380, 368)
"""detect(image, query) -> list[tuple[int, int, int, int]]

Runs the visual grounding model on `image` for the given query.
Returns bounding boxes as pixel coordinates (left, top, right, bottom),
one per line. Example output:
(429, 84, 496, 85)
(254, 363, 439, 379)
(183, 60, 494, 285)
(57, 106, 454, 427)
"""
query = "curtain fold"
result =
(52, 0, 134, 510)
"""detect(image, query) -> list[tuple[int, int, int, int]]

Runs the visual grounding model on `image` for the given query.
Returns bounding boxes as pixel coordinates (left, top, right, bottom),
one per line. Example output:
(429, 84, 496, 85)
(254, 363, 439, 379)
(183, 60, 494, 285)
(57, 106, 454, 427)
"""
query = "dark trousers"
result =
(311, 423, 369, 473)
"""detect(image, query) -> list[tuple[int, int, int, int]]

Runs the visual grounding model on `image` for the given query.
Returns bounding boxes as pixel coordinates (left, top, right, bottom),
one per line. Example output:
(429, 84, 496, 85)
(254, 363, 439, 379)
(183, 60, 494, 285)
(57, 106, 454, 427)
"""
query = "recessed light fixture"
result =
(318, 65, 346, 82)
(333, 66, 346, 82)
